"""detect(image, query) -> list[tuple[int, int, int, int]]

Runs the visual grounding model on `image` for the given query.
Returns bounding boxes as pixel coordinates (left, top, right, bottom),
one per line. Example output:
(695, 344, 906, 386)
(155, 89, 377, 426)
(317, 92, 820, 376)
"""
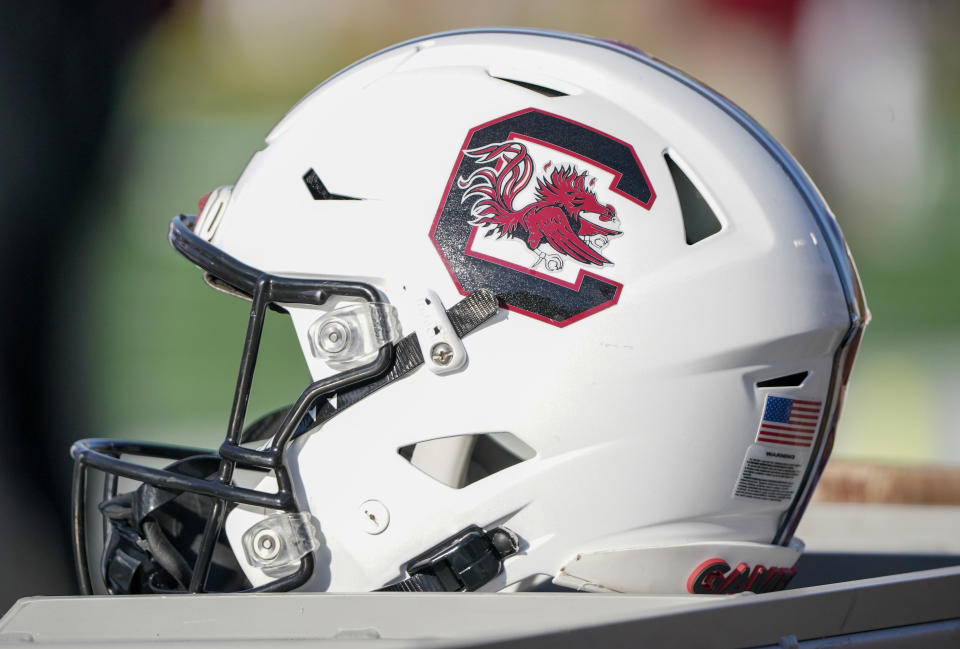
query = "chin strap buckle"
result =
(379, 526, 519, 592)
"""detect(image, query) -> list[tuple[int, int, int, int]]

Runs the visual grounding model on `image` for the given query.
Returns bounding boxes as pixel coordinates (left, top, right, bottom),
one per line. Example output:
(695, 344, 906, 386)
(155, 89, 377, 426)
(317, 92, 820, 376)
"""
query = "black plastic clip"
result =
(384, 526, 519, 592)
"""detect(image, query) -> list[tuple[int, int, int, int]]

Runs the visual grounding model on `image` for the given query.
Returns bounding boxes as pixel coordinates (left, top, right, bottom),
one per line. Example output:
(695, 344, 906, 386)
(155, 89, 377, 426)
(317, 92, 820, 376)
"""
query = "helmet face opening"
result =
(71, 28, 867, 597)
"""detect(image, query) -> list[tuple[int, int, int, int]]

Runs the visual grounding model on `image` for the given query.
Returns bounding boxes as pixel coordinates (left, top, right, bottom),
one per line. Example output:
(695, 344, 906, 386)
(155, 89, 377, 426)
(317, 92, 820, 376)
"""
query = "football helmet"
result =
(71, 29, 867, 596)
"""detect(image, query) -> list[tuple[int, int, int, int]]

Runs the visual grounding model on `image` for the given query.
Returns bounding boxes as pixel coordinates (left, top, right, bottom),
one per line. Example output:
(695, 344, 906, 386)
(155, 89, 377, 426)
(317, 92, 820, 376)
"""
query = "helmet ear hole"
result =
(410, 435, 477, 489)
(401, 433, 535, 489)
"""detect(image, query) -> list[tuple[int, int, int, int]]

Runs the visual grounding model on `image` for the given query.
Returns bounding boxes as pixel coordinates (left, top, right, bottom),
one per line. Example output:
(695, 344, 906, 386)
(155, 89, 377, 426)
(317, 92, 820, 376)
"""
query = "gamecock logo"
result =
(430, 108, 655, 326)
(460, 141, 621, 270)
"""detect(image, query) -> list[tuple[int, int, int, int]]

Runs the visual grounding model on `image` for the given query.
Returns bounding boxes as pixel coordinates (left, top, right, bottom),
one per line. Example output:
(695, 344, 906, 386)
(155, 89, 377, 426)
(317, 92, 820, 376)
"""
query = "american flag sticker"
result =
(756, 395, 822, 448)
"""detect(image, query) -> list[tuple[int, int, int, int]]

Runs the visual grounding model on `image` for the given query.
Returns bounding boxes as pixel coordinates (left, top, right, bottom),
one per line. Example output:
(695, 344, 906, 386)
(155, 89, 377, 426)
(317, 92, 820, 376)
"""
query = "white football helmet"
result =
(72, 29, 867, 596)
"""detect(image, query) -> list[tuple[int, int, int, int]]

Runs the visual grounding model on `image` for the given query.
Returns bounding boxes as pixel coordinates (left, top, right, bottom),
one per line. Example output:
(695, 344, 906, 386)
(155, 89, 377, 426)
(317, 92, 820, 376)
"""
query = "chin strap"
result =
(305, 289, 499, 433)
(378, 526, 519, 592)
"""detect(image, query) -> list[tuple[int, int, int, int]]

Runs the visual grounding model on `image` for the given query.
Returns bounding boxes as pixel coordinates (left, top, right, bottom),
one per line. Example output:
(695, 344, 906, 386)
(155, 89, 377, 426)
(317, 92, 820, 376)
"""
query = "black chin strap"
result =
(378, 526, 519, 592)
(305, 289, 499, 433)
(378, 572, 447, 593)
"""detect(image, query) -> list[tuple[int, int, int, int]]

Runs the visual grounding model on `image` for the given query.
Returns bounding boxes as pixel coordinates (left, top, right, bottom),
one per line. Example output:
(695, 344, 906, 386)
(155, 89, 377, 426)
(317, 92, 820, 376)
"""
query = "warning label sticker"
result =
(733, 444, 808, 503)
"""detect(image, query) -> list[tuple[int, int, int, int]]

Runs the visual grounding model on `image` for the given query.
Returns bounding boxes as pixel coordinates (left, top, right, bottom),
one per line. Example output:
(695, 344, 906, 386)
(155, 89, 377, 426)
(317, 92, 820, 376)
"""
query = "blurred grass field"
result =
(79, 1, 960, 463)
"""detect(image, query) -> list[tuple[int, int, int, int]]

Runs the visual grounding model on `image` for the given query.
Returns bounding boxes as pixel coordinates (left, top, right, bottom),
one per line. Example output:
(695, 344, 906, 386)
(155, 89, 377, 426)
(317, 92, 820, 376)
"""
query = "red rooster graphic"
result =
(457, 141, 620, 272)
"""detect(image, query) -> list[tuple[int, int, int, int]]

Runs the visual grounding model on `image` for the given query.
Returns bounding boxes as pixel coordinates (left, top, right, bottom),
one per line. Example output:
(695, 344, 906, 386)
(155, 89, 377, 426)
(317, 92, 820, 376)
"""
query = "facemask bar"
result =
(70, 215, 395, 594)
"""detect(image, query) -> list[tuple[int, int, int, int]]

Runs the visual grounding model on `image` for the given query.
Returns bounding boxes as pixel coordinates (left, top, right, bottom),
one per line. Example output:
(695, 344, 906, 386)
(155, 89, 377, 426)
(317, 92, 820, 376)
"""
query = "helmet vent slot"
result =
(663, 152, 722, 245)
(492, 76, 568, 98)
(303, 168, 360, 201)
(756, 371, 809, 388)
(399, 432, 535, 489)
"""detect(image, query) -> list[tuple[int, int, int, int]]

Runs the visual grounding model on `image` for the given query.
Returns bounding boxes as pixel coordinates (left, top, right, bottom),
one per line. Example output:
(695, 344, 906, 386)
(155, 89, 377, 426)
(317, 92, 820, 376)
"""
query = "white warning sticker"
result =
(733, 444, 808, 503)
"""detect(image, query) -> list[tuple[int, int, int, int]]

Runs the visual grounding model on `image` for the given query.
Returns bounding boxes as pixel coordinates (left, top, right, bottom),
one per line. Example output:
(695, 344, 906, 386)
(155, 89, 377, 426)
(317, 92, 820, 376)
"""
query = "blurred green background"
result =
(79, 0, 959, 463)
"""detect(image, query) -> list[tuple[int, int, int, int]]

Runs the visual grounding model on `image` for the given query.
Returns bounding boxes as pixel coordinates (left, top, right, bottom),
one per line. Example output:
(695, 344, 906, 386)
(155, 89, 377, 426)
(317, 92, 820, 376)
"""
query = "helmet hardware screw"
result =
(360, 499, 389, 534)
(430, 342, 454, 366)
(318, 321, 349, 354)
(252, 529, 282, 562)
